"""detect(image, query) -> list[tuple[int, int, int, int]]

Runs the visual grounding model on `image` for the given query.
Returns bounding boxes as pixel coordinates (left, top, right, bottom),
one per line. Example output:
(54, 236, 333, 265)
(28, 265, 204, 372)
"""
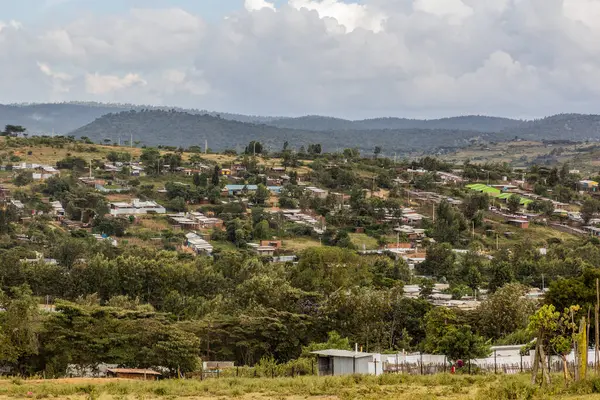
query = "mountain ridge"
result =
(70, 109, 493, 154)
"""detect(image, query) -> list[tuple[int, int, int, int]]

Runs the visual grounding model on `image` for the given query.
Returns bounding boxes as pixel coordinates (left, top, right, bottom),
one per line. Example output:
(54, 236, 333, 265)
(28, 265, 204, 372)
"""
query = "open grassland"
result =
(282, 237, 323, 252)
(3, 374, 600, 400)
(349, 233, 380, 250)
(442, 140, 584, 170)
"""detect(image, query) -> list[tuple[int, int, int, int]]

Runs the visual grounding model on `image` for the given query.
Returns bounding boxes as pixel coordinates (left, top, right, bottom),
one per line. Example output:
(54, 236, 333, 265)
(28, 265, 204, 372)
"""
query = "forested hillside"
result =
(502, 114, 600, 141)
(0, 103, 273, 135)
(269, 115, 523, 132)
(71, 109, 492, 154)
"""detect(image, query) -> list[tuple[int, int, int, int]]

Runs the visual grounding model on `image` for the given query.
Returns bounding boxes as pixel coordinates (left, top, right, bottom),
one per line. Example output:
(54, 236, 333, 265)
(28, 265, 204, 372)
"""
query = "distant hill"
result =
(0, 103, 132, 135)
(268, 115, 523, 132)
(501, 114, 600, 141)
(71, 110, 493, 154)
(6, 103, 600, 152)
(0, 103, 274, 135)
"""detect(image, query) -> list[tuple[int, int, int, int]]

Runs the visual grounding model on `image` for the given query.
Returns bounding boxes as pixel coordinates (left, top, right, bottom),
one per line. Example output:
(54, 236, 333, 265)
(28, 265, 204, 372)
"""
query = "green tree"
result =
(301, 331, 351, 356)
(140, 148, 161, 175)
(419, 243, 456, 279)
(507, 194, 521, 213)
(438, 325, 490, 363)
(211, 165, 221, 186)
(245, 141, 263, 155)
(580, 198, 599, 224)
(253, 184, 270, 206)
(3, 125, 26, 137)
(476, 283, 537, 340)
(51, 237, 87, 269)
(0, 285, 40, 373)
(419, 278, 435, 299)
(430, 200, 467, 245)
(423, 307, 459, 354)
(192, 173, 202, 187)
(373, 146, 382, 158)
(253, 220, 271, 240)
(462, 192, 489, 219)
(13, 172, 33, 187)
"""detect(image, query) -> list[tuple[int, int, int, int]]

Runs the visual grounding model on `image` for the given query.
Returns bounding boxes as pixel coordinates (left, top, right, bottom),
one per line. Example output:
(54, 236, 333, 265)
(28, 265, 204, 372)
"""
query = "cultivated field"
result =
(2, 374, 600, 400)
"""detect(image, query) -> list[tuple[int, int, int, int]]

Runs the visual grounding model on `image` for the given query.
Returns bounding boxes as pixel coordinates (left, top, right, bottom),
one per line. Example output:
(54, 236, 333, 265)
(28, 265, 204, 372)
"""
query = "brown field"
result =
(0, 374, 599, 400)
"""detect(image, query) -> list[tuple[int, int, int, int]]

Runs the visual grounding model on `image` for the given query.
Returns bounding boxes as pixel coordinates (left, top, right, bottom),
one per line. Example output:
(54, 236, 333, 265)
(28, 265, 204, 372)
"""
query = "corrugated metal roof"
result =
(107, 368, 161, 375)
(311, 350, 375, 358)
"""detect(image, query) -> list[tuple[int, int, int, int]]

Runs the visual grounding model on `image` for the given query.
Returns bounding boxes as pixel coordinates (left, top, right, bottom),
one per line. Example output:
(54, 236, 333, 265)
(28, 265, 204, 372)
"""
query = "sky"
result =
(2, 0, 600, 119)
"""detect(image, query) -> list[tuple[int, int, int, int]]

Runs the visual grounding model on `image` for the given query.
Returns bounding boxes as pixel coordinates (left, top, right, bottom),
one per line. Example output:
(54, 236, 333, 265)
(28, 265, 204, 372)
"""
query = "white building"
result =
(109, 199, 166, 216)
(312, 350, 383, 376)
(50, 201, 65, 217)
(305, 186, 328, 199)
(185, 232, 213, 254)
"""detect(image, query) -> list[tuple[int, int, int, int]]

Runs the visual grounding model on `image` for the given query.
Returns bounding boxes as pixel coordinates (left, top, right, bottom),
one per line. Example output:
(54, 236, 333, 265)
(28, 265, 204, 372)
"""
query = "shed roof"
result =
(311, 350, 375, 358)
(107, 368, 161, 375)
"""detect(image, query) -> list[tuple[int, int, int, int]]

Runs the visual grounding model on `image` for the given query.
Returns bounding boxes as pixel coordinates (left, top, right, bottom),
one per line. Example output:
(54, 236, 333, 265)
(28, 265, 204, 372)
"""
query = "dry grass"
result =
(1, 373, 600, 400)
(282, 237, 322, 252)
(137, 217, 170, 231)
(349, 233, 380, 250)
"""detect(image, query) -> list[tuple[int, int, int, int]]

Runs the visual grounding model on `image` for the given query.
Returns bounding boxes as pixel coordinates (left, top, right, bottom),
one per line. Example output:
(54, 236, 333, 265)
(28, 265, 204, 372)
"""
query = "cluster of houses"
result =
(103, 162, 145, 176)
(168, 212, 224, 230)
(185, 232, 213, 254)
(274, 209, 325, 234)
(2, 162, 60, 180)
(109, 199, 166, 216)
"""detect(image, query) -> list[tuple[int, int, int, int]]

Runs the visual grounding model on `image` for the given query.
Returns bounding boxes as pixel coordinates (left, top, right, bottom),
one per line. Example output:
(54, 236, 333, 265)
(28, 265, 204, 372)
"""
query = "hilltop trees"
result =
(2, 125, 26, 137)
(245, 141, 263, 155)
(140, 148, 161, 174)
(0, 285, 40, 374)
(430, 200, 467, 245)
(507, 194, 522, 213)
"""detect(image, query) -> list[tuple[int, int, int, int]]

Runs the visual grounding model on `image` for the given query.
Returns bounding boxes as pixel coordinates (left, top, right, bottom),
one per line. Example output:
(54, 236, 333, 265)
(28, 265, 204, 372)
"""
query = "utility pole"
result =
(130, 133, 133, 148)
(205, 140, 208, 154)
(542, 273, 545, 291)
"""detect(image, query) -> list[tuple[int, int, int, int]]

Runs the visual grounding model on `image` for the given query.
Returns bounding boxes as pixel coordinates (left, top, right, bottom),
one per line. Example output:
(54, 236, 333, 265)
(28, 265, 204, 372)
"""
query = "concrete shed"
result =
(312, 350, 382, 376)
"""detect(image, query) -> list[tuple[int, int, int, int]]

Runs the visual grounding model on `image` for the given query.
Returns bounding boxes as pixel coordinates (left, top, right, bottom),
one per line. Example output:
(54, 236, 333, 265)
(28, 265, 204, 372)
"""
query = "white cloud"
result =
(2, 1, 600, 118)
(85, 72, 146, 95)
(289, 0, 386, 32)
(37, 62, 72, 93)
(413, 0, 473, 22)
(245, 0, 276, 11)
(0, 20, 22, 32)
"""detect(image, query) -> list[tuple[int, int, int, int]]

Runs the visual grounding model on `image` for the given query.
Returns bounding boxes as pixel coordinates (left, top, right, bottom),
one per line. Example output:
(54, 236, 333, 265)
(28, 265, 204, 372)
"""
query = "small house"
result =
(580, 180, 599, 192)
(255, 246, 276, 256)
(507, 219, 529, 229)
(312, 350, 383, 376)
(106, 368, 161, 381)
(260, 240, 282, 249)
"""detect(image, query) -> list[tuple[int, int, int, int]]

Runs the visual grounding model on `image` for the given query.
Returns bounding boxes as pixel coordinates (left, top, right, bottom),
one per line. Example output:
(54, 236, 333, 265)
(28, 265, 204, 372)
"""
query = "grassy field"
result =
(282, 237, 322, 252)
(349, 233, 380, 250)
(2, 373, 600, 400)
(441, 140, 594, 172)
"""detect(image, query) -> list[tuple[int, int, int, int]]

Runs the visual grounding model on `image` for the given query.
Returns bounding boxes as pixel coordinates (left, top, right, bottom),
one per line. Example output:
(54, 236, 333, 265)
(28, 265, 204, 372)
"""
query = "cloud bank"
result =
(2, 0, 600, 118)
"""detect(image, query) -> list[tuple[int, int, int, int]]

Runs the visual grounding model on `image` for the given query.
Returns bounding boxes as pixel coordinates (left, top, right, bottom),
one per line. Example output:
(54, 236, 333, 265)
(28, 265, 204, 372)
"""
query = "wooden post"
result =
(494, 350, 497, 374)
(580, 317, 588, 380)
(594, 278, 600, 372)
(531, 341, 540, 385)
